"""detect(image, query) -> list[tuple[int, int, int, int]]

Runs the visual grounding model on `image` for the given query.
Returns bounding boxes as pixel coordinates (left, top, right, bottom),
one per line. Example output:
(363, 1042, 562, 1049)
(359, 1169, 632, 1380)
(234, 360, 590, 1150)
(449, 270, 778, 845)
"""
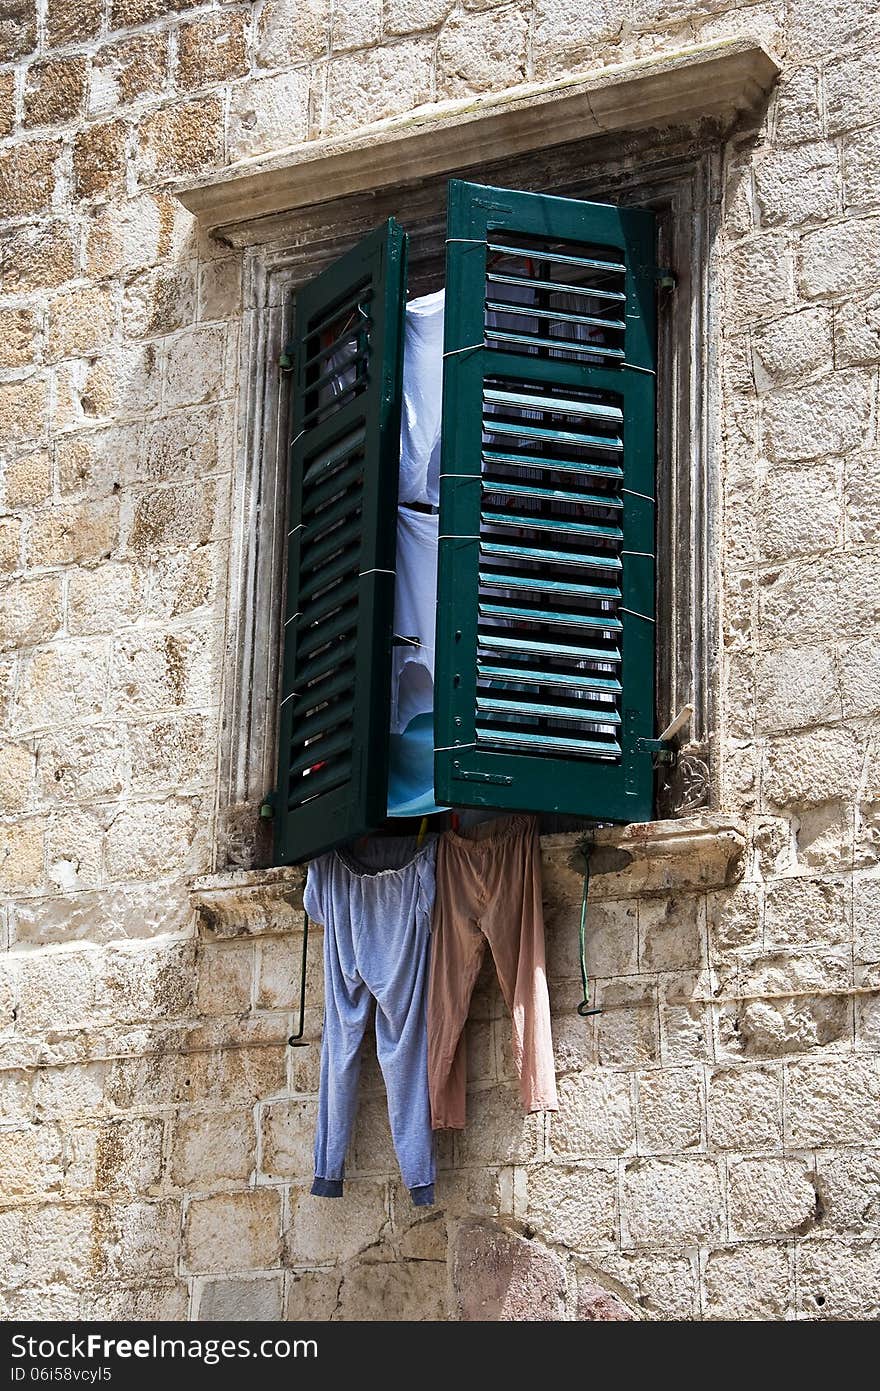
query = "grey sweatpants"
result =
(303, 836, 437, 1206)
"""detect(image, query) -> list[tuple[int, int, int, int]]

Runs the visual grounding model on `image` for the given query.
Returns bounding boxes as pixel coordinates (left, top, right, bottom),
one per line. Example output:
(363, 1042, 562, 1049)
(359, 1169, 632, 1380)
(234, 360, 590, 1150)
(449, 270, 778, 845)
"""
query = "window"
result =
(272, 180, 658, 866)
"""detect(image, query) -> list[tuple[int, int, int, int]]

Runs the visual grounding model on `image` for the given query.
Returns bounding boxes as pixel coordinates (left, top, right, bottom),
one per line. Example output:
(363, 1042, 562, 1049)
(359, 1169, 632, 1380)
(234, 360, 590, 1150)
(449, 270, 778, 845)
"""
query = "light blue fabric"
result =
(386, 712, 448, 819)
(304, 836, 438, 1205)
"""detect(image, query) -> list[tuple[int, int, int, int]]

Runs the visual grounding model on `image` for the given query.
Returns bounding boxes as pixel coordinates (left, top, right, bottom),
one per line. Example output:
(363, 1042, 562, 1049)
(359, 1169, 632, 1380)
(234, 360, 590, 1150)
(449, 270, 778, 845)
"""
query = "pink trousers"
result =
(427, 815, 559, 1129)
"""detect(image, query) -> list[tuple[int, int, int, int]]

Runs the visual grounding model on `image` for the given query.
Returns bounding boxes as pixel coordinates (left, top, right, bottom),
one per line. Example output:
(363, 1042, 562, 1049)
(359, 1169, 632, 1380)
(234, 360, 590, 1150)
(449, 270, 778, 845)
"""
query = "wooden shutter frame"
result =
(435, 180, 657, 822)
(274, 219, 407, 864)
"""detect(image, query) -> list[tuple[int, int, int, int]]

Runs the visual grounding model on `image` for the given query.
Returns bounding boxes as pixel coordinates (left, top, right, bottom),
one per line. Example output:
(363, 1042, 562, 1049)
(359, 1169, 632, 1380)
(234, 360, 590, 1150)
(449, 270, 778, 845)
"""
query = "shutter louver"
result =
(435, 181, 656, 821)
(274, 220, 407, 864)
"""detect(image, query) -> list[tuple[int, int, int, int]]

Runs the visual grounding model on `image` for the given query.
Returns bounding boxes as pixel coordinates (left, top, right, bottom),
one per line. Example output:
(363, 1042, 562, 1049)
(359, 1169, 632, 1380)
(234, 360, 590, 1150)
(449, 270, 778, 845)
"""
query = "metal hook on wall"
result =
(577, 842, 603, 1019)
(288, 910, 310, 1047)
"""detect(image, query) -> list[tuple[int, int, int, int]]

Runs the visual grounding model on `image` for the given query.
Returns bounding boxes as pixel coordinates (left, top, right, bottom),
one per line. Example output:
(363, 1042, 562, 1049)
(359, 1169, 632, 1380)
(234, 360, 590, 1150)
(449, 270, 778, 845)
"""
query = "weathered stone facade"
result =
(1, 0, 880, 1321)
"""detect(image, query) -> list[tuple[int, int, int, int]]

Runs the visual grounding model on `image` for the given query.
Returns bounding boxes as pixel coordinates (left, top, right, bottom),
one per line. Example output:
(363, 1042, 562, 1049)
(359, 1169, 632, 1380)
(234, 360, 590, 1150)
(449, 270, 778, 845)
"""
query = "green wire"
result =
(577, 847, 601, 1018)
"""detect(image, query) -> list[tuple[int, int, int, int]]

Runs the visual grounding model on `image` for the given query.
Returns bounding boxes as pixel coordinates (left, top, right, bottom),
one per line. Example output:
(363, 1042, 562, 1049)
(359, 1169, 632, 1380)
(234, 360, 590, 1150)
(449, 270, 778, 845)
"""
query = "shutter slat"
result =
(274, 219, 407, 864)
(436, 180, 655, 816)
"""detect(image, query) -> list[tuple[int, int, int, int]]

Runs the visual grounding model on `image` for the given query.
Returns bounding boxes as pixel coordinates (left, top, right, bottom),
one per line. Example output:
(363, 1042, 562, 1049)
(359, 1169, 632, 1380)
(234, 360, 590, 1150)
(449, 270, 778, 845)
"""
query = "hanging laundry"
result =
(398, 288, 444, 507)
(387, 289, 447, 819)
(304, 835, 438, 1206)
(427, 814, 558, 1129)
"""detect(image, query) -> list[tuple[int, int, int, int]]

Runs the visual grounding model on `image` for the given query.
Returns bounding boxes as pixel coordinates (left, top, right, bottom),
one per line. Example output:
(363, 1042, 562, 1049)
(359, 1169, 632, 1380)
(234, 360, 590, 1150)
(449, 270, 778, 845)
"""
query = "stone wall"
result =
(1, 0, 880, 1321)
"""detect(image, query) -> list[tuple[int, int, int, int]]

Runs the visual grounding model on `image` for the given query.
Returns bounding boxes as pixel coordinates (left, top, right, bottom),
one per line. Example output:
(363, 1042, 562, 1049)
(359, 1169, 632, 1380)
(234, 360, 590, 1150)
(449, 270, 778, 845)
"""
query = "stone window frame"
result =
(178, 45, 778, 870)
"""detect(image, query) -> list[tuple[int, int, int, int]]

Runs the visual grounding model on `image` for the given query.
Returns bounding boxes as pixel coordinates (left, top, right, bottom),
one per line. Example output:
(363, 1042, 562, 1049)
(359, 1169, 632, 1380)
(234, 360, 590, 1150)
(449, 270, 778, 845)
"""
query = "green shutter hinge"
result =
(656, 267, 677, 290)
(636, 704, 694, 766)
(278, 346, 295, 372)
(259, 794, 276, 820)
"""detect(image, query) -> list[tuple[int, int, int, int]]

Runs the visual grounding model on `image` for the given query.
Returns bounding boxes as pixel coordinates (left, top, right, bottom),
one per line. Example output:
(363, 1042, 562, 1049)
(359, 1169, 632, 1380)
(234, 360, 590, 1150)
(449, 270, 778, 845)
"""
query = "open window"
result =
(272, 180, 657, 866)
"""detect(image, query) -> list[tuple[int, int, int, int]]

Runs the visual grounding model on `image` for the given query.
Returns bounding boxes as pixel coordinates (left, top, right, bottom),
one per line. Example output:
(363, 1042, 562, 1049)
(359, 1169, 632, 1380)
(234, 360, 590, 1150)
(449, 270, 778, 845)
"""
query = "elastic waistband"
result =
(335, 834, 438, 880)
(442, 814, 534, 854)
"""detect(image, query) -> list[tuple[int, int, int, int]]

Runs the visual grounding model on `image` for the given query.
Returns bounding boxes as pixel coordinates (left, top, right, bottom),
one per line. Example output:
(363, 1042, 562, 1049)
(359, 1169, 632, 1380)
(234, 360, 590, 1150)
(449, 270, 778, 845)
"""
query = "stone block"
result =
(0, 308, 41, 370)
(196, 1275, 284, 1322)
(285, 1180, 388, 1265)
(184, 1189, 282, 1274)
(198, 259, 242, 322)
(785, 1057, 880, 1146)
(137, 99, 223, 183)
(763, 728, 863, 808)
(0, 139, 60, 217)
(763, 876, 850, 948)
(104, 797, 205, 881)
(621, 1157, 724, 1248)
(336, 1258, 447, 1320)
(127, 713, 215, 792)
(26, 498, 118, 568)
(255, 0, 328, 67)
(580, 1246, 698, 1319)
(89, 33, 169, 113)
(795, 800, 853, 873)
(637, 1067, 702, 1154)
(762, 371, 871, 462)
(122, 480, 219, 556)
(123, 264, 197, 339)
(73, 118, 128, 199)
(759, 552, 880, 645)
(177, 13, 249, 90)
(756, 644, 841, 733)
(45, 806, 106, 892)
(0, 67, 12, 137)
(260, 1099, 318, 1181)
(285, 1269, 342, 1321)
(95, 1200, 181, 1280)
(834, 292, 880, 367)
(576, 1277, 636, 1320)
(35, 724, 123, 805)
(66, 559, 142, 631)
(0, 1125, 64, 1196)
(47, 0, 102, 46)
(436, 8, 528, 99)
(758, 462, 841, 561)
(10, 879, 191, 947)
(0, 516, 21, 572)
(84, 196, 166, 278)
(597, 979, 658, 1066)
(325, 40, 433, 135)
(452, 1219, 565, 1321)
(23, 55, 87, 127)
(706, 884, 762, 957)
(384, 0, 450, 35)
(64, 1118, 164, 1196)
(703, 1242, 792, 1320)
(332, 0, 381, 49)
(0, 377, 49, 447)
(826, 49, 880, 134)
(796, 1238, 880, 1319)
(843, 126, 880, 210)
(163, 324, 228, 408)
(854, 876, 880, 962)
(228, 72, 311, 161)
(110, 624, 214, 713)
(1, 222, 76, 295)
(172, 1110, 255, 1187)
(751, 306, 833, 389)
(0, 0, 36, 61)
(728, 1155, 818, 1238)
(659, 971, 713, 1064)
(1, 450, 51, 508)
(707, 1064, 783, 1151)
(196, 943, 253, 1016)
(773, 65, 822, 145)
(754, 141, 839, 227)
(0, 817, 45, 893)
(526, 1161, 617, 1250)
(799, 214, 880, 298)
(0, 740, 34, 813)
(846, 449, 880, 544)
(726, 233, 792, 322)
(457, 1085, 543, 1164)
(718, 947, 852, 1059)
(639, 894, 703, 972)
(548, 1071, 633, 1159)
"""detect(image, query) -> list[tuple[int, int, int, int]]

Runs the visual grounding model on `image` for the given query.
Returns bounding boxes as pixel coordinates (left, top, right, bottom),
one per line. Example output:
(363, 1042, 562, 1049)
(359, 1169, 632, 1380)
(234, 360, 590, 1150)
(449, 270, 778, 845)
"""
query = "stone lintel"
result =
(543, 813, 748, 899)
(174, 38, 779, 238)
(190, 864, 305, 937)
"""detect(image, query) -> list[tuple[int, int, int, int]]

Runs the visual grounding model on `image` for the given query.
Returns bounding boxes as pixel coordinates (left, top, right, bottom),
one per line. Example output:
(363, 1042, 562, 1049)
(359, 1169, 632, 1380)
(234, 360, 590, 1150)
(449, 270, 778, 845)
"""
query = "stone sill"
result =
(190, 813, 745, 934)
(174, 38, 779, 238)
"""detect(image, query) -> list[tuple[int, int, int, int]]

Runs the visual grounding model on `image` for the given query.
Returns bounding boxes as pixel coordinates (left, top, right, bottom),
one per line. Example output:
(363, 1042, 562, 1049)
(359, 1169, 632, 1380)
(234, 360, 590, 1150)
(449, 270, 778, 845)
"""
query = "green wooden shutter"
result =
(435, 180, 656, 821)
(274, 219, 407, 864)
